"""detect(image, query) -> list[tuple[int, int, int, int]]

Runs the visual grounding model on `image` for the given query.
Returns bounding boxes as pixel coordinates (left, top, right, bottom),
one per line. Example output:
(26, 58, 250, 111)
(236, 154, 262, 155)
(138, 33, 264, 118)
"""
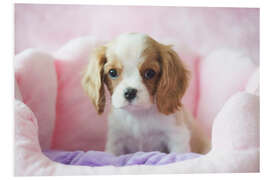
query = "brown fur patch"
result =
(138, 42, 161, 102)
(155, 43, 190, 115)
(137, 37, 190, 113)
(81, 46, 107, 114)
(104, 59, 123, 95)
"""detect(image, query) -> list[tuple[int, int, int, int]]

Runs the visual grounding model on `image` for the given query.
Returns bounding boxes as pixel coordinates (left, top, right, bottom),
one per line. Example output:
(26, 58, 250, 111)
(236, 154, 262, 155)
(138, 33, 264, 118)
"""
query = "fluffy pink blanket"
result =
(14, 5, 259, 175)
(15, 37, 259, 175)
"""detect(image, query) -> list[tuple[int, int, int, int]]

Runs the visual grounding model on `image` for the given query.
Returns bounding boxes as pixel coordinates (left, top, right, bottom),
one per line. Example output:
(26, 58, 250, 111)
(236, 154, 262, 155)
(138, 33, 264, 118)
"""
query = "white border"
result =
(2, 0, 269, 179)
(1, 0, 14, 179)
(13, 0, 261, 8)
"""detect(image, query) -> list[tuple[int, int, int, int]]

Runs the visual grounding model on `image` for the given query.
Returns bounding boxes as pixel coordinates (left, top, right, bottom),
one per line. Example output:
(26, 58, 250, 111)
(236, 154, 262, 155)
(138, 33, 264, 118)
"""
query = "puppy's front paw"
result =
(168, 144, 191, 154)
(105, 142, 127, 156)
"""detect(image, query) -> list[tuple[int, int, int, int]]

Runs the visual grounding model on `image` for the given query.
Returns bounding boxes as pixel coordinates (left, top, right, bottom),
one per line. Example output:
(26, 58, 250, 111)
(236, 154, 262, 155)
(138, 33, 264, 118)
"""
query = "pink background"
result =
(15, 4, 259, 64)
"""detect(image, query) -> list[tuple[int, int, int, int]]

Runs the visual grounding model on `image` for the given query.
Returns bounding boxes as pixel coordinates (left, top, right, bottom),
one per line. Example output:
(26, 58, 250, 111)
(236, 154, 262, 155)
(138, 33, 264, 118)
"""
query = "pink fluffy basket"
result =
(14, 37, 259, 175)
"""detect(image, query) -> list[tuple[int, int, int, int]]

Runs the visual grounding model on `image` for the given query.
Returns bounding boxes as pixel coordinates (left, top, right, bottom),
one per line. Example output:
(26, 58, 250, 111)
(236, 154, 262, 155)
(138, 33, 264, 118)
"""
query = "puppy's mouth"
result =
(118, 100, 152, 112)
(121, 102, 141, 110)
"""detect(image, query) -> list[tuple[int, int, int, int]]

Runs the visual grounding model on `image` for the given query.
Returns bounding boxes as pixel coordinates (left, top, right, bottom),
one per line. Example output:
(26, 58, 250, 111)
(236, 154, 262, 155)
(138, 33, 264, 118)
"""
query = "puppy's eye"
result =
(108, 69, 118, 79)
(144, 69, 156, 80)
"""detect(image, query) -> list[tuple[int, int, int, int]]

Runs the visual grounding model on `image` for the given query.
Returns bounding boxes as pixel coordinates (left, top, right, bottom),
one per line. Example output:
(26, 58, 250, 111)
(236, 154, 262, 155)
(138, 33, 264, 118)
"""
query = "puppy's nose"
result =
(124, 88, 137, 101)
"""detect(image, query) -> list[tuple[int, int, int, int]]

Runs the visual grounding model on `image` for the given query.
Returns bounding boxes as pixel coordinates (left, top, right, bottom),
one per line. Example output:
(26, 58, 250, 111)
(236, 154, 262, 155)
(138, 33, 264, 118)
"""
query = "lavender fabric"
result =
(43, 150, 201, 167)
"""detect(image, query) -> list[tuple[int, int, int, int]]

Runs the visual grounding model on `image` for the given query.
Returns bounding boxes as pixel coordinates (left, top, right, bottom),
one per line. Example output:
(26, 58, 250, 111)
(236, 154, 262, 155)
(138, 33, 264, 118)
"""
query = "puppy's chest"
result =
(126, 127, 169, 153)
(110, 111, 175, 153)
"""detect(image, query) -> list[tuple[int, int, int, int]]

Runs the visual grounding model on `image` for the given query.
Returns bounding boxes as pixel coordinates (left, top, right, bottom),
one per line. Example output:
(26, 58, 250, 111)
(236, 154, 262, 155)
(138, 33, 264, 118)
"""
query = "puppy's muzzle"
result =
(124, 88, 137, 101)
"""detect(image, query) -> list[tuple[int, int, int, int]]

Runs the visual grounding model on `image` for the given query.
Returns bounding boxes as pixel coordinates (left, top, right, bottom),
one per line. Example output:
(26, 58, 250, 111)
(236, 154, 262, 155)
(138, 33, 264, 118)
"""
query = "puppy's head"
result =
(82, 33, 189, 115)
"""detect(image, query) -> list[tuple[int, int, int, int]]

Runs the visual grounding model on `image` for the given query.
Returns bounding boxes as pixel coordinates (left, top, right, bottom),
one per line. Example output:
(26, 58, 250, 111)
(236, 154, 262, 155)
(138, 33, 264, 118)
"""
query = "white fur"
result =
(106, 106, 191, 155)
(105, 33, 191, 155)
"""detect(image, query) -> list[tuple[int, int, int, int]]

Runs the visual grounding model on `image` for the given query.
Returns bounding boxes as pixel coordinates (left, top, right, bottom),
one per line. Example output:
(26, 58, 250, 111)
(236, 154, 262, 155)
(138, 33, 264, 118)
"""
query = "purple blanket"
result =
(43, 150, 201, 167)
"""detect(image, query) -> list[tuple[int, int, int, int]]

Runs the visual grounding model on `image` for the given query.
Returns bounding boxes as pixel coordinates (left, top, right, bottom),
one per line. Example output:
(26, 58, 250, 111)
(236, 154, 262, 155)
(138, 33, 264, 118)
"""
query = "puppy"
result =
(82, 33, 210, 156)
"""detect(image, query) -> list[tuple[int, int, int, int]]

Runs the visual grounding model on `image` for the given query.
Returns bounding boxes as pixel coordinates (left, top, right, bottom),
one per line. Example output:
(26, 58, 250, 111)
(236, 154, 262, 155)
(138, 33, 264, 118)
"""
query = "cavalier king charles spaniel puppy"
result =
(82, 33, 210, 156)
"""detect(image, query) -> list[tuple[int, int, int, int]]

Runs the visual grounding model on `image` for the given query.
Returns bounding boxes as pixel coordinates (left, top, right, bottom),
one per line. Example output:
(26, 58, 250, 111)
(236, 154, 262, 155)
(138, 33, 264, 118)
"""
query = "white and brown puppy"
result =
(82, 33, 210, 156)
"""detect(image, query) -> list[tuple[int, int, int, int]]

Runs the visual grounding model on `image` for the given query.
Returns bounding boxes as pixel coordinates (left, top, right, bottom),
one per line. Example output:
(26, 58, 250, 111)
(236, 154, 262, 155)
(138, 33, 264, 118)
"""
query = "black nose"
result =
(124, 88, 137, 101)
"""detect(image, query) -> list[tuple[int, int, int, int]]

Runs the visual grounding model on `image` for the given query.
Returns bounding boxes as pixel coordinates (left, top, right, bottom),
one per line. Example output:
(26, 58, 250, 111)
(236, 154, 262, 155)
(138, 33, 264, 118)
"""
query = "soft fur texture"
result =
(82, 33, 209, 155)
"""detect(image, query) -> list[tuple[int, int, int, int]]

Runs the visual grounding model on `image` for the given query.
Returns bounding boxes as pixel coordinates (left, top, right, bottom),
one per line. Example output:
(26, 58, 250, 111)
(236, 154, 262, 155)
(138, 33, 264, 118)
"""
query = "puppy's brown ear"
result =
(82, 46, 107, 114)
(156, 44, 190, 115)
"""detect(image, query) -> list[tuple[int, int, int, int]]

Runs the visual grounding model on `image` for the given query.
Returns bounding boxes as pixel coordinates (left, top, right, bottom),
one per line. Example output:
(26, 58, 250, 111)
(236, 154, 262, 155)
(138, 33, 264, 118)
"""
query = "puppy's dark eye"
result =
(108, 69, 118, 79)
(144, 69, 156, 80)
